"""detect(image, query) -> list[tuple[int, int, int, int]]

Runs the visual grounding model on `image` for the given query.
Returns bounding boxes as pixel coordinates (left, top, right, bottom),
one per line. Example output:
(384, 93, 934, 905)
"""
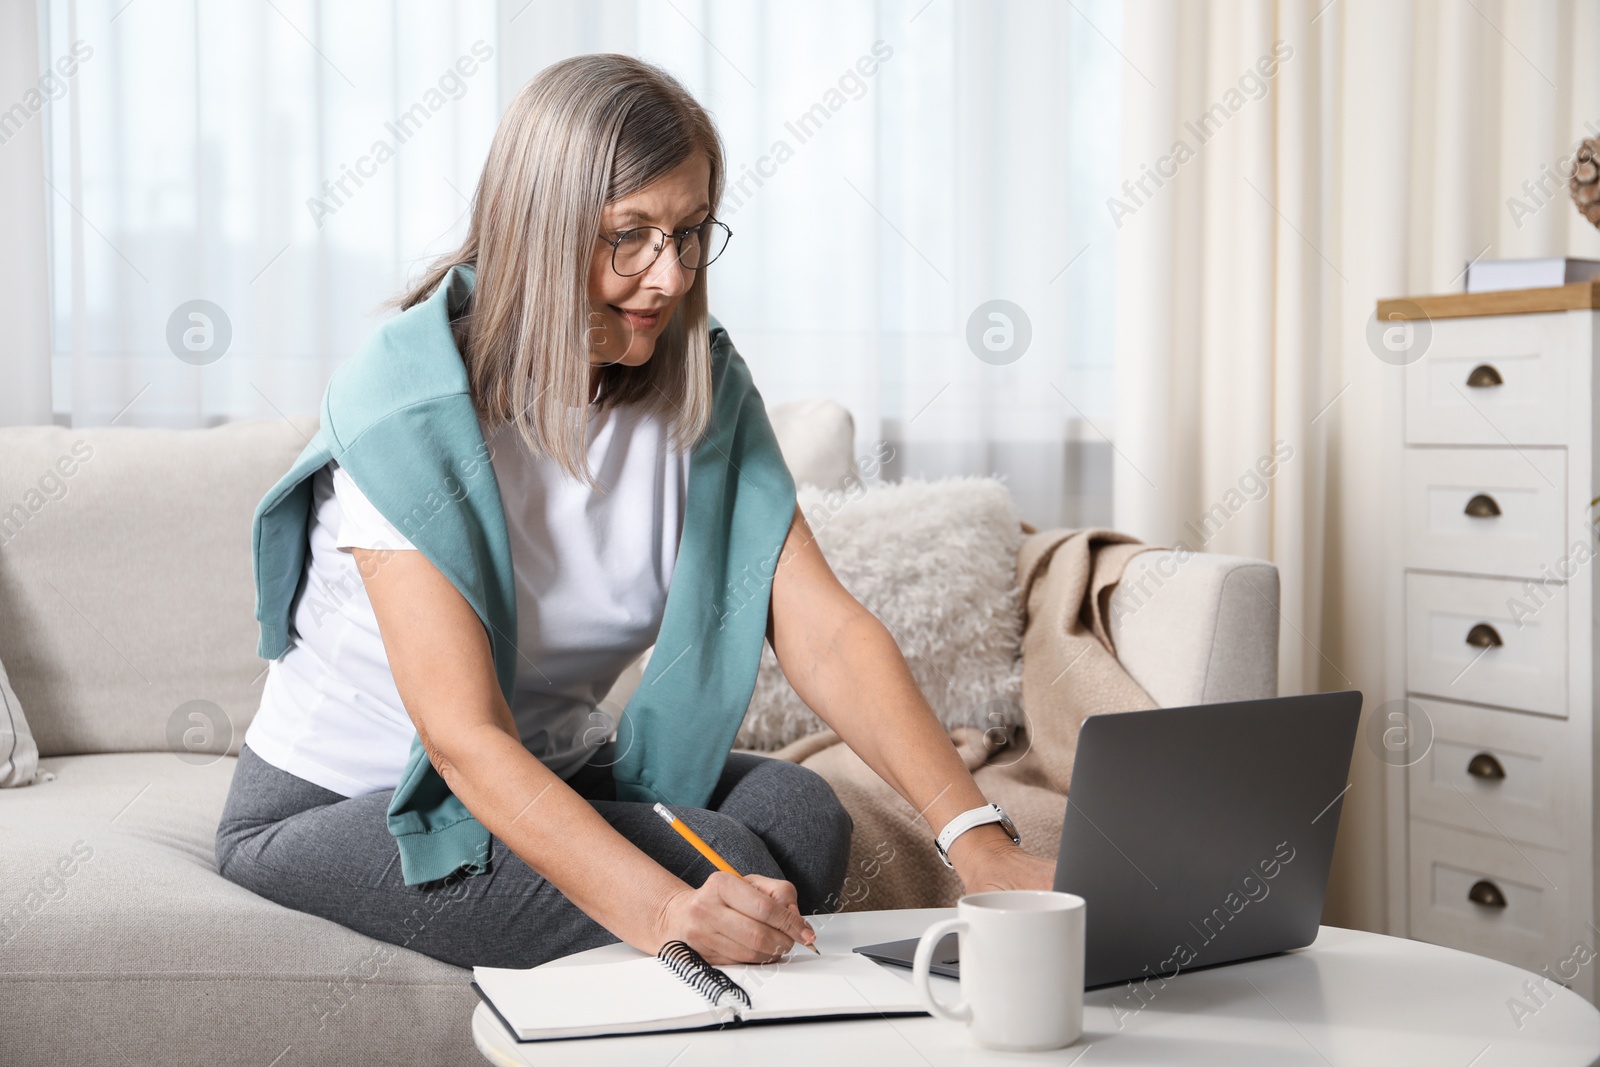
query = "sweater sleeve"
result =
(330, 463, 419, 552)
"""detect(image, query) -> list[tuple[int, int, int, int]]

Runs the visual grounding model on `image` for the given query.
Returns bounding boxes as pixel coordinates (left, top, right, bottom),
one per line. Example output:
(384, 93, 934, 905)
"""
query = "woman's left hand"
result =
(957, 840, 1057, 895)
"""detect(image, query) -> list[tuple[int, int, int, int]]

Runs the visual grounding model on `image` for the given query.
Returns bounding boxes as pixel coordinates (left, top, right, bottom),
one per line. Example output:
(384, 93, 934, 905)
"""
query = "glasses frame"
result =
(599, 217, 732, 278)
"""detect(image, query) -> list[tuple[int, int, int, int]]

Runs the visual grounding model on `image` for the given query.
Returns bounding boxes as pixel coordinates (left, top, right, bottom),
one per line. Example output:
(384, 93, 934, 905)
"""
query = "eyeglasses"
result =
(599, 217, 731, 278)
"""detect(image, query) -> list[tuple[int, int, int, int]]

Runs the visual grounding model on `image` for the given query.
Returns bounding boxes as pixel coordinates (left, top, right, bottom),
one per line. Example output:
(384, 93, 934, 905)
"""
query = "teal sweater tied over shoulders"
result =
(251, 264, 797, 886)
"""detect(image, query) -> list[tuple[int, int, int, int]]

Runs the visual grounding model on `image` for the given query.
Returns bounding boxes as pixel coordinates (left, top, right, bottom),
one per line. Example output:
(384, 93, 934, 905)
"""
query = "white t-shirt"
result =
(244, 402, 691, 798)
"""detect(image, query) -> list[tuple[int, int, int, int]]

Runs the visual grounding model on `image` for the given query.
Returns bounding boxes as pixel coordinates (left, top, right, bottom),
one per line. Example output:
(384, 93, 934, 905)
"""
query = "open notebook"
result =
(472, 940, 925, 1041)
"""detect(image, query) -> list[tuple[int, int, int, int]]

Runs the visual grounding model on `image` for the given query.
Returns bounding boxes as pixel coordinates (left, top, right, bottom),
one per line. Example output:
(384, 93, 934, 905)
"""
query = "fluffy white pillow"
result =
(737, 476, 1025, 750)
(0, 655, 42, 787)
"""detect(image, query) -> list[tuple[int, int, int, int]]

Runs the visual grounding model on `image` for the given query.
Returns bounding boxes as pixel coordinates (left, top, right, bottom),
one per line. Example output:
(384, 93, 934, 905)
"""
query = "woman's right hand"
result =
(655, 871, 818, 964)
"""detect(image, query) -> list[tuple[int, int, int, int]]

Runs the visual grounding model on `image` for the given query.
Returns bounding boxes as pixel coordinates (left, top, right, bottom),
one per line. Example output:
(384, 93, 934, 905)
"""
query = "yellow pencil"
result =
(653, 802, 820, 954)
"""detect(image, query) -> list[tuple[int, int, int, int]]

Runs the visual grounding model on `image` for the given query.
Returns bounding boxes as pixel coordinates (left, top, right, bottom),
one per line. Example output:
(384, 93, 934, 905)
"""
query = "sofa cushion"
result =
(767, 397, 858, 491)
(0, 752, 475, 1065)
(737, 476, 1025, 750)
(0, 419, 313, 757)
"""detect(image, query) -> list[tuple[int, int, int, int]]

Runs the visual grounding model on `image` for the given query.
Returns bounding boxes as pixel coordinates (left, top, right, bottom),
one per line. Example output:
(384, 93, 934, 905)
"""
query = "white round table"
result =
(472, 907, 1600, 1066)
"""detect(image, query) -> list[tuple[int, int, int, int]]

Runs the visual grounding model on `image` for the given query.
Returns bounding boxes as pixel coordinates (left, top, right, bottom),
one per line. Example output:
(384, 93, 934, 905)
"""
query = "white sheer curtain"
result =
(31, 0, 1120, 527)
(39, 0, 500, 428)
(27, 0, 1600, 936)
(1114, 0, 1600, 933)
(0, 0, 53, 427)
(498, 0, 1125, 527)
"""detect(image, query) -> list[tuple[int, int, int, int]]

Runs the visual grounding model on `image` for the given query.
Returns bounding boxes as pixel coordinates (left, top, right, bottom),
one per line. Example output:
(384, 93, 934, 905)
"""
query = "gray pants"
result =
(215, 743, 853, 969)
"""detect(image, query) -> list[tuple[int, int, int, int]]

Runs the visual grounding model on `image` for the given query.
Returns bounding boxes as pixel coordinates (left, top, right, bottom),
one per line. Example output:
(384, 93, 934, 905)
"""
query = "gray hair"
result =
(396, 53, 724, 485)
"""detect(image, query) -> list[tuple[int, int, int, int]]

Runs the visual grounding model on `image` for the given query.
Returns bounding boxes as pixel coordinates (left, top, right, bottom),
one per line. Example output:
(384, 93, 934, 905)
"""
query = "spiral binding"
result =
(656, 940, 753, 1011)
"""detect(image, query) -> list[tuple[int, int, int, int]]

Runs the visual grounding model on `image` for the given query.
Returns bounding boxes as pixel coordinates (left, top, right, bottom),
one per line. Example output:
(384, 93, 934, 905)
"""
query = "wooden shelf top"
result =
(1376, 281, 1600, 320)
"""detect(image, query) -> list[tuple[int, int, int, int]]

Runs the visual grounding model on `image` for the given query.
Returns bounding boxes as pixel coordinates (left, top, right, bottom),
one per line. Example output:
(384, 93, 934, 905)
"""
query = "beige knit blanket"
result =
(771, 528, 1158, 911)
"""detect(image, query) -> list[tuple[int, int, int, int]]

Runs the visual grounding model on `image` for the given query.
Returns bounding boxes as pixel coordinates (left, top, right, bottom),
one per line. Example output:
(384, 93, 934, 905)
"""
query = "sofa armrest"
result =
(1106, 550, 1280, 708)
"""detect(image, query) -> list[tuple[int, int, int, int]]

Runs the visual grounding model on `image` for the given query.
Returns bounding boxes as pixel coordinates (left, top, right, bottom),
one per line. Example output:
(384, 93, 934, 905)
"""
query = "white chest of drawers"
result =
(1380, 283, 1600, 1003)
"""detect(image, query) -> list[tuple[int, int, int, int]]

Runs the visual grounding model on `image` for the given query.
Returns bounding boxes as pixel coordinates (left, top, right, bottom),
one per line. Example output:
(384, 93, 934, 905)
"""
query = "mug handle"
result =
(912, 917, 972, 1024)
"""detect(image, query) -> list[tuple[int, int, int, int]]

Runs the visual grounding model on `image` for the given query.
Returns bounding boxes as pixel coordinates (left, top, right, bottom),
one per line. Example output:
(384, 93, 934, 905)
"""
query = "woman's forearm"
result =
(356, 548, 813, 962)
(431, 719, 689, 952)
(791, 608, 1015, 868)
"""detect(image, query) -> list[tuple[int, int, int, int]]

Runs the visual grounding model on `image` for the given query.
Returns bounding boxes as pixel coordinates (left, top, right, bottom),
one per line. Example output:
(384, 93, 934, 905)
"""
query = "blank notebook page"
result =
(720, 953, 923, 1020)
(475, 956, 724, 1037)
(475, 951, 923, 1039)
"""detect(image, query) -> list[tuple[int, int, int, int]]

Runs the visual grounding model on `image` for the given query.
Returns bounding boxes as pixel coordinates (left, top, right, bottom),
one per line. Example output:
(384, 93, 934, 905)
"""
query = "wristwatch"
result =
(934, 803, 1020, 869)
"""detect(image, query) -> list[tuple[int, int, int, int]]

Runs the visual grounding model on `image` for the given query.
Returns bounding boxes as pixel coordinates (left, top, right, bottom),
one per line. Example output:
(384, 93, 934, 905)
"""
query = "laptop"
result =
(854, 691, 1362, 988)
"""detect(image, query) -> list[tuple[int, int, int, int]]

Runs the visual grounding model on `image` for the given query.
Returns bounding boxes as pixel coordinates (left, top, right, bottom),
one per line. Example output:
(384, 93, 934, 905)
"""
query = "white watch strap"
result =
(934, 804, 1011, 867)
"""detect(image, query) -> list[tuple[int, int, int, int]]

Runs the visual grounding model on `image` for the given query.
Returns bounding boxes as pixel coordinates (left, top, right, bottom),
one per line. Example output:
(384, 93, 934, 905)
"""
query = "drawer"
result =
(1409, 820, 1570, 975)
(1406, 697, 1570, 850)
(1406, 572, 1566, 716)
(1404, 314, 1571, 446)
(1403, 447, 1566, 578)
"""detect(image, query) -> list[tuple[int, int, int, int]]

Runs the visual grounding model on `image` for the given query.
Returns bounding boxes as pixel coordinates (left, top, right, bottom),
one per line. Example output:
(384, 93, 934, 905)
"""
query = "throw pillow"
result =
(737, 476, 1025, 750)
(0, 655, 42, 787)
(767, 398, 859, 492)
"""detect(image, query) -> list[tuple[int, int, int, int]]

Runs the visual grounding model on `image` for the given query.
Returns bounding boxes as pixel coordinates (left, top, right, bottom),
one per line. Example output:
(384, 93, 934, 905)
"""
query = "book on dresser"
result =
(471, 939, 924, 1042)
(1464, 257, 1600, 294)
(1375, 283, 1600, 1006)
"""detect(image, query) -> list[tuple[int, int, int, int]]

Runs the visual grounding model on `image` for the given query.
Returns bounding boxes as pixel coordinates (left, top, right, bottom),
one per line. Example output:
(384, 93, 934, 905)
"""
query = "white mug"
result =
(911, 890, 1085, 1051)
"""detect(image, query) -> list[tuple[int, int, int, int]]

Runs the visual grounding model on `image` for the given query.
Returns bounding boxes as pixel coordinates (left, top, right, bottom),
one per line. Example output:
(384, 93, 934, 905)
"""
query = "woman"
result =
(216, 53, 1050, 971)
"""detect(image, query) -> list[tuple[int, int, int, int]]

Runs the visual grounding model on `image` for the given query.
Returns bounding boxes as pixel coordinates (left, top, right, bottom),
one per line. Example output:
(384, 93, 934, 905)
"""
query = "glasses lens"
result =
(680, 221, 729, 270)
(612, 229, 661, 277)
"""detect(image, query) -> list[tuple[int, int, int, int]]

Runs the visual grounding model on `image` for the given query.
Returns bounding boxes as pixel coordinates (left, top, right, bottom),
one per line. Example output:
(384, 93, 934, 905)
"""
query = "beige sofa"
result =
(0, 410, 1278, 1066)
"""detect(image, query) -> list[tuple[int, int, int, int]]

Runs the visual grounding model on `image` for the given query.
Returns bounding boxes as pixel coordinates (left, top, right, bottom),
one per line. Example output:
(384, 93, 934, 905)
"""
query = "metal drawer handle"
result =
(1466, 752, 1506, 781)
(1466, 623, 1503, 649)
(1464, 494, 1501, 518)
(1468, 879, 1508, 909)
(1466, 364, 1504, 388)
